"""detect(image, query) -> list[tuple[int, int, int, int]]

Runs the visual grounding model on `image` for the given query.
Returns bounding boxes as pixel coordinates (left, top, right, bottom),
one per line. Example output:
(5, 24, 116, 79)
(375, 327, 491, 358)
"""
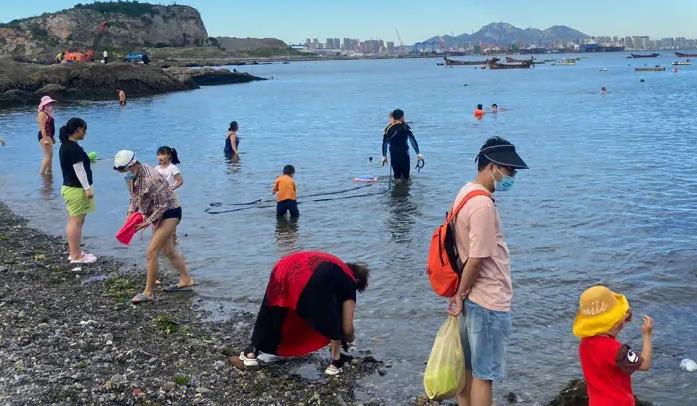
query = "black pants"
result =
(390, 149, 411, 180)
(276, 199, 299, 218)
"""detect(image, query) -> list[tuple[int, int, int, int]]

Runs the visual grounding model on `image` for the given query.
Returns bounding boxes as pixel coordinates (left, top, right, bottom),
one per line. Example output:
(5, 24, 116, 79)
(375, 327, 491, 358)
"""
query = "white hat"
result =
(113, 150, 136, 169)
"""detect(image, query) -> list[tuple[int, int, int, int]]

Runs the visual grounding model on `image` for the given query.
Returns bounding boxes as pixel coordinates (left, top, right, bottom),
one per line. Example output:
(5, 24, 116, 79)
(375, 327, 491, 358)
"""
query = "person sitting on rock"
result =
(238, 251, 370, 376)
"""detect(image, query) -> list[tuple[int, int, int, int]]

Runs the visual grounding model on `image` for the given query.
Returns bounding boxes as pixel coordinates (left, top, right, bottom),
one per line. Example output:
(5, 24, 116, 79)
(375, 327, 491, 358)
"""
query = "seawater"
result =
(1, 54, 697, 404)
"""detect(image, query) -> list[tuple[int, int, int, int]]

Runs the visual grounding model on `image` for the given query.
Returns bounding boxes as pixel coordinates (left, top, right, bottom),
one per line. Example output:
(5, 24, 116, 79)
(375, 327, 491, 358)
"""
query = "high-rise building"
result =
(386, 41, 395, 53)
(612, 36, 619, 45)
(624, 36, 633, 49)
(325, 38, 333, 49)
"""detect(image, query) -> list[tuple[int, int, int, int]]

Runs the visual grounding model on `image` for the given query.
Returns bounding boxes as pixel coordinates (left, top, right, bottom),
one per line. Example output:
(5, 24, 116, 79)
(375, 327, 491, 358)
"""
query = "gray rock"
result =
(195, 387, 210, 394)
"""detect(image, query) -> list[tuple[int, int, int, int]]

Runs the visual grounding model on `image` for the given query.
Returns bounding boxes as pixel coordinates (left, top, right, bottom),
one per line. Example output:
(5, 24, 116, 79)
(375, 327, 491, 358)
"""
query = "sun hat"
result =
(38, 95, 56, 110)
(113, 150, 136, 170)
(572, 286, 630, 338)
(476, 143, 529, 169)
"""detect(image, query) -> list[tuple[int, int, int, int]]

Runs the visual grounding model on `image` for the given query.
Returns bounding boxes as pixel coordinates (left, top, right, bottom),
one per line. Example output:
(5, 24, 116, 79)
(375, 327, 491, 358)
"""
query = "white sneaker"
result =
(325, 363, 342, 376)
(239, 352, 259, 367)
(69, 253, 97, 264)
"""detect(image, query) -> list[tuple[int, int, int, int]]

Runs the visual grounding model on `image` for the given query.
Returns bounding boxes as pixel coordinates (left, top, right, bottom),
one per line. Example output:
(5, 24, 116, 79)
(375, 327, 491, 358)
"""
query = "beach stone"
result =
(195, 387, 210, 394)
(162, 381, 176, 391)
(213, 360, 225, 370)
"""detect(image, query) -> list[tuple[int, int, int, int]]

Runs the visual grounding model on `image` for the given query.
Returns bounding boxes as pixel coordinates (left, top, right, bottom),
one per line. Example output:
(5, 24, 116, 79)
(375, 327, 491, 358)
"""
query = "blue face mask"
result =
(493, 167, 515, 192)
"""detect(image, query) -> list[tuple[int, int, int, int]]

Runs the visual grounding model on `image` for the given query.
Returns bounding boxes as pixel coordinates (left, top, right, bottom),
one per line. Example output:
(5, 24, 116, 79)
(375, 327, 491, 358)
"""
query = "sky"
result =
(1, 1, 696, 44)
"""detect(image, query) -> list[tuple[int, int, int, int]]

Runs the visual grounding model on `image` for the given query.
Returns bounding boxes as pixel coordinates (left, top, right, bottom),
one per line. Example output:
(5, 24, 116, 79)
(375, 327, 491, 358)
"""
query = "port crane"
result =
(395, 29, 404, 56)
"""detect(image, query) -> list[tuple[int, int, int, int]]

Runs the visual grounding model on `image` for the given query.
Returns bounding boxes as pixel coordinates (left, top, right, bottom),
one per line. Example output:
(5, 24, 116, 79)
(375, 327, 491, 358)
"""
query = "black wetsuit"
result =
(382, 122, 420, 180)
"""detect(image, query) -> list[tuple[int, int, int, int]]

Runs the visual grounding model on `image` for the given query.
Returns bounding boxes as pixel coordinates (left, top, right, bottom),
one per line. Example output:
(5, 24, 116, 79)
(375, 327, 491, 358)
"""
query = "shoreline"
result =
(0, 202, 381, 405)
(0, 201, 656, 405)
(0, 59, 266, 109)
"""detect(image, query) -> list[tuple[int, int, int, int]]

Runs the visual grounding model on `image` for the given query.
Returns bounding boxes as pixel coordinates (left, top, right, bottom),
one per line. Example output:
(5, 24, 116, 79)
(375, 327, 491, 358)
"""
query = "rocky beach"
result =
(0, 202, 381, 405)
(0, 202, 657, 406)
(0, 58, 265, 109)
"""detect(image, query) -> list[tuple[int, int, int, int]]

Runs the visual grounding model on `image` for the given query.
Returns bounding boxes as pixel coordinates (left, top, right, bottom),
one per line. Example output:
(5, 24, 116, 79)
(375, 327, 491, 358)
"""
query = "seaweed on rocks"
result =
(547, 379, 653, 406)
(0, 202, 381, 405)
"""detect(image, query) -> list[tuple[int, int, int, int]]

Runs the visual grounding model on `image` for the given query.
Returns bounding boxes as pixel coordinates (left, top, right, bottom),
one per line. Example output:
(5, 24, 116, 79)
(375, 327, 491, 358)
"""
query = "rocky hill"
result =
(0, 2, 208, 59)
(417, 22, 589, 48)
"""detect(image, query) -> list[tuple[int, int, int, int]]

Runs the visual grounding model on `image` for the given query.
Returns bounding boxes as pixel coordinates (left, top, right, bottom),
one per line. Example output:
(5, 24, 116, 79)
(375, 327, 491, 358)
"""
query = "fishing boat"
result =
(675, 51, 697, 57)
(506, 56, 534, 64)
(630, 53, 660, 58)
(672, 60, 691, 66)
(635, 65, 666, 72)
(444, 57, 490, 66)
(486, 60, 533, 70)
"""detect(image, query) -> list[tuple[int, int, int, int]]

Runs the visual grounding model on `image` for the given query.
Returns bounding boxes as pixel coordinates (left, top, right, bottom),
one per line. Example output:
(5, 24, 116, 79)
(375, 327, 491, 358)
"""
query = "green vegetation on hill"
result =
(74, 1, 159, 17)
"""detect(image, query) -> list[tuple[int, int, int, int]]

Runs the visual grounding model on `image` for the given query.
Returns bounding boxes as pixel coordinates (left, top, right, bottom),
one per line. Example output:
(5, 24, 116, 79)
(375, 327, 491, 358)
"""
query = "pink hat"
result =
(38, 95, 56, 110)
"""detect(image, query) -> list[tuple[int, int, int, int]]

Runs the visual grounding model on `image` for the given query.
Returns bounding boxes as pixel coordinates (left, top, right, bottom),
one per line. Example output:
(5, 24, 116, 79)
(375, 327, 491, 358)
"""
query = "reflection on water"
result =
(40, 173, 55, 201)
(2, 55, 697, 404)
(386, 182, 419, 245)
(275, 216, 299, 254)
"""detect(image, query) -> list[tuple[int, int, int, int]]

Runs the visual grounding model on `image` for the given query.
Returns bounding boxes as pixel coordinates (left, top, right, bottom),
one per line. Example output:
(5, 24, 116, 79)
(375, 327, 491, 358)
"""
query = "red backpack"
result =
(426, 190, 492, 297)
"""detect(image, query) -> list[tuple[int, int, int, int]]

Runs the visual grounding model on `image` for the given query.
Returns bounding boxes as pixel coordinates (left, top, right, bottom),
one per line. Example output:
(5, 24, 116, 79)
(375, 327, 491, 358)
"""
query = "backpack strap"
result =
(446, 190, 492, 223)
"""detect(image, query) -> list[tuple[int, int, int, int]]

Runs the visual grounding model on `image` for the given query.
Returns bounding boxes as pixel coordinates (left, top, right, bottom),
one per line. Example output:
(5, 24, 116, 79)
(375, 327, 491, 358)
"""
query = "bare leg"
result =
(468, 378, 492, 406)
(144, 220, 177, 297)
(456, 369, 473, 406)
(330, 340, 341, 361)
(66, 215, 86, 259)
(40, 142, 53, 175)
(160, 219, 192, 286)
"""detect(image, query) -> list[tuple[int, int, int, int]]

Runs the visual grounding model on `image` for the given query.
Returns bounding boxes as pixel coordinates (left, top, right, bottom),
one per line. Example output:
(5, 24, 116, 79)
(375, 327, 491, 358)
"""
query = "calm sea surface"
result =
(1, 54, 697, 405)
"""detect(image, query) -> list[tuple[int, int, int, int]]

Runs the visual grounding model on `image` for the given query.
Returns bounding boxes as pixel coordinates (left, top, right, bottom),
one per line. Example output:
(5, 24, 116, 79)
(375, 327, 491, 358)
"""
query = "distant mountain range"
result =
(416, 22, 589, 48)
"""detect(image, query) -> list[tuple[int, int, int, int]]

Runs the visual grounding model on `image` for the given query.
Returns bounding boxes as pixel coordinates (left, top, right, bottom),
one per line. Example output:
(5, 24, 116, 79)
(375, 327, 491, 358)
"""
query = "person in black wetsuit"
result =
(381, 109, 423, 181)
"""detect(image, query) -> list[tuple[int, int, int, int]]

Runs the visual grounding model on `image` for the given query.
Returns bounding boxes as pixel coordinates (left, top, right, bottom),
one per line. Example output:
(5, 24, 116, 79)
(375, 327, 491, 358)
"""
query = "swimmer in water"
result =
(601, 86, 607, 94)
(491, 103, 499, 113)
(117, 88, 126, 106)
(474, 104, 485, 118)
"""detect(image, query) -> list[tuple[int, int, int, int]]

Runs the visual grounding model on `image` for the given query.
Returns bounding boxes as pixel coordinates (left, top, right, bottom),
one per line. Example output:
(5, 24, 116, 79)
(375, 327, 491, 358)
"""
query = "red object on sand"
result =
(115, 212, 144, 245)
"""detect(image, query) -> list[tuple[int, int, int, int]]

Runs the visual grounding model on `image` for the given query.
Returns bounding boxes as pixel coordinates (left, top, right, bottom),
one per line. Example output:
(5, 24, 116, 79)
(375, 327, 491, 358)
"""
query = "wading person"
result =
(273, 165, 299, 218)
(573, 286, 653, 405)
(58, 118, 97, 264)
(447, 136, 528, 406)
(117, 88, 126, 106)
(224, 121, 240, 158)
(381, 109, 423, 182)
(239, 251, 369, 376)
(113, 150, 194, 304)
(474, 104, 485, 118)
(37, 96, 57, 175)
(155, 146, 183, 190)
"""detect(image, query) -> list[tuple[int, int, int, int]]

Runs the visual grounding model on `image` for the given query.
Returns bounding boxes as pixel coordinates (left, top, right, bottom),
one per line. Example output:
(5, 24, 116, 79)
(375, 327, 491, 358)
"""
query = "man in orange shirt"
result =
(273, 165, 299, 218)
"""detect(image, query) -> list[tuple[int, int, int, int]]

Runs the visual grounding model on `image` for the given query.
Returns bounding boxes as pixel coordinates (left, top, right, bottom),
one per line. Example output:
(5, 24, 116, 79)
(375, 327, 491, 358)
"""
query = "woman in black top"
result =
(58, 118, 97, 264)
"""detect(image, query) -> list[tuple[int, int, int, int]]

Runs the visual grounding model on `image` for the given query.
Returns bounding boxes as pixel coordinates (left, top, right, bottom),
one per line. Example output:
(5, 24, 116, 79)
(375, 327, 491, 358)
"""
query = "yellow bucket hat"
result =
(572, 286, 630, 338)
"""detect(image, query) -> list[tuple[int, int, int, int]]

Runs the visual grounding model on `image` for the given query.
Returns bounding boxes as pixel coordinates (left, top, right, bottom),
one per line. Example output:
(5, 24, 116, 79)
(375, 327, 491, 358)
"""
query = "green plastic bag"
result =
(423, 315, 466, 400)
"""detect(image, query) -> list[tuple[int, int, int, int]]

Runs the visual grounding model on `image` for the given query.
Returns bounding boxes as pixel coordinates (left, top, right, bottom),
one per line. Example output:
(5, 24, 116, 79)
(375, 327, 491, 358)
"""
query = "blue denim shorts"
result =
(460, 300, 512, 381)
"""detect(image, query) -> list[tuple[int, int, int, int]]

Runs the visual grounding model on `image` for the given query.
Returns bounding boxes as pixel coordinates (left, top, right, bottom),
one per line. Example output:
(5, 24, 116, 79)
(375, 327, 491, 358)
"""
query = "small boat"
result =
(506, 56, 534, 64)
(635, 65, 666, 72)
(444, 57, 490, 66)
(557, 58, 576, 66)
(675, 51, 697, 57)
(672, 60, 692, 66)
(630, 53, 660, 58)
(487, 60, 533, 70)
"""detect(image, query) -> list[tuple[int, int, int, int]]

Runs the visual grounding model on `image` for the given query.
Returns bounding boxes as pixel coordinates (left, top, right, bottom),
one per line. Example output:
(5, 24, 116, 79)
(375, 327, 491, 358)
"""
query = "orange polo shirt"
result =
(274, 175, 297, 202)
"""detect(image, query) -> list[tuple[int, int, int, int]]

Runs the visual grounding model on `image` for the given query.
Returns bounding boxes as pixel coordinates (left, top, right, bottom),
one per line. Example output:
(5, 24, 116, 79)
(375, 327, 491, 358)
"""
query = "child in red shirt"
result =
(572, 286, 654, 406)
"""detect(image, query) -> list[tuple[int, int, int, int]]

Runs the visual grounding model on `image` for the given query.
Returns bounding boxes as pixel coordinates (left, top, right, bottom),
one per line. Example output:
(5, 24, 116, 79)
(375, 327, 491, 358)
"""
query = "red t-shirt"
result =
(579, 335, 642, 406)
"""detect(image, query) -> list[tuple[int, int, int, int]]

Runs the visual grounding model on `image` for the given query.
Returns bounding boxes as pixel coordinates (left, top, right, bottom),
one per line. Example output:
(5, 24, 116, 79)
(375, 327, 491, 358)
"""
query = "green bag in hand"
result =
(423, 315, 466, 400)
